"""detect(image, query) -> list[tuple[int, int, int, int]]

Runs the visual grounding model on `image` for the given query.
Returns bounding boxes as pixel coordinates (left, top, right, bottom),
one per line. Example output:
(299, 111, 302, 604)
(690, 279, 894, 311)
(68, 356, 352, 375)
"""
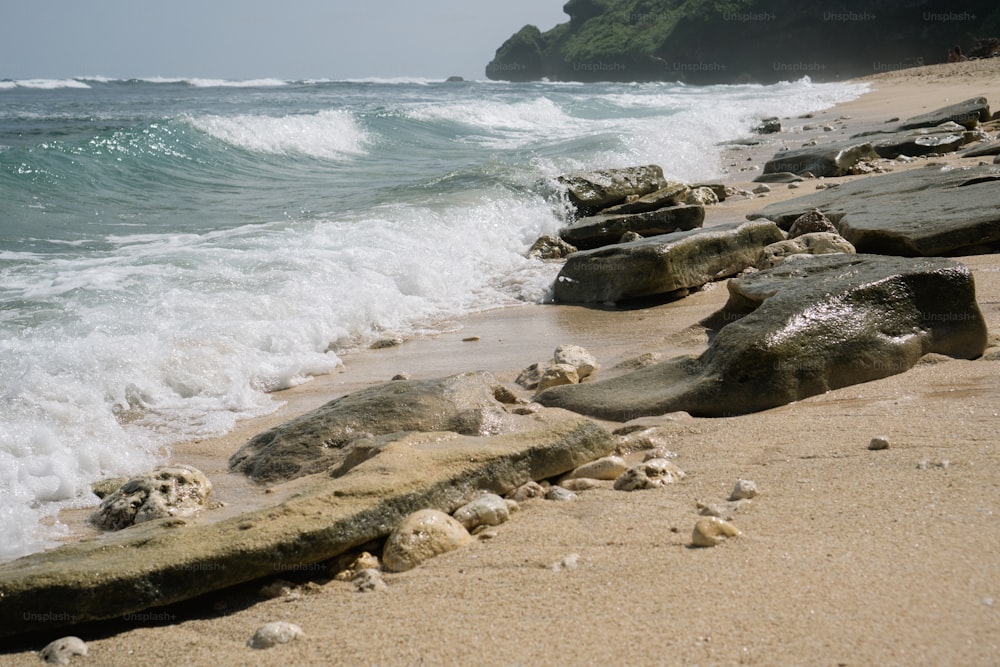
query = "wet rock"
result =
(758, 232, 855, 269)
(729, 479, 758, 501)
(229, 371, 517, 482)
(538, 254, 987, 418)
(753, 172, 804, 184)
(753, 164, 1000, 256)
(567, 455, 628, 480)
(558, 204, 705, 250)
(453, 493, 511, 531)
(528, 234, 577, 260)
(763, 140, 880, 177)
(39, 637, 88, 665)
(863, 124, 980, 158)
(370, 337, 403, 349)
(91, 477, 127, 500)
(691, 517, 741, 547)
(382, 509, 472, 573)
(787, 209, 837, 239)
(90, 465, 211, 531)
(684, 186, 719, 206)
(598, 181, 691, 215)
(248, 621, 304, 649)
(557, 164, 668, 215)
(553, 220, 783, 305)
(899, 96, 990, 131)
(755, 117, 781, 134)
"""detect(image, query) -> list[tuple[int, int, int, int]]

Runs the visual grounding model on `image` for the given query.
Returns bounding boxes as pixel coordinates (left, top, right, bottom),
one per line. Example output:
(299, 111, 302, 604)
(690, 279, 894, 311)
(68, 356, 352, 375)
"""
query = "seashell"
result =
(247, 621, 304, 649)
(729, 479, 758, 501)
(39, 637, 88, 665)
(568, 455, 628, 481)
(691, 517, 742, 547)
(382, 509, 472, 572)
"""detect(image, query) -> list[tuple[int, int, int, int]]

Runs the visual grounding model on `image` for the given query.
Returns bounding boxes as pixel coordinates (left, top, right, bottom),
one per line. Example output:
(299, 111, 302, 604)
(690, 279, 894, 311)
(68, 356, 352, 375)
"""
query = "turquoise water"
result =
(0, 75, 866, 560)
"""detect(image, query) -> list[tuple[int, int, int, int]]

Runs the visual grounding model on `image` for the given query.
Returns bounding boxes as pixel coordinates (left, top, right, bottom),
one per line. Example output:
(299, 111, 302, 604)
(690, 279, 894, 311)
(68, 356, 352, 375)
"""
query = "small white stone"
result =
(39, 637, 87, 665)
(729, 479, 758, 501)
(568, 455, 628, 481)
(553, 344, 600, 380)
(247, 621, 304, 649)
(453, 493, 510, 531)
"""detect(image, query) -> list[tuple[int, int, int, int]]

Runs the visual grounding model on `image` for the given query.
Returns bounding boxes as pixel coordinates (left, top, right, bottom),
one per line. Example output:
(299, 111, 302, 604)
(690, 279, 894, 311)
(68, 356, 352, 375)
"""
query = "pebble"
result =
(643, 457, 685, 482)
(549, 553, 580, 572)
(247, 621, 304, 649)
(545, 485, 578, 501)
(568, 455, 628, 481)
(369, 337, 402, 349)
(352, 568, 387, 593)
(382, 509, 472, 572)
(691, 517, 742, 548)
(453, 493, 511, 531)
(560, 477, 604, 492)
(696, 499, 749, 521)
(868, 435, 890, 451)
(39, 637, 88, 665)
(752, 184, 771, 194)
(391, 373, 411, 381)
(613, 466, 664, 491)
(508, 480, 545, 501)
(335, 551, 381, 581)
(643, 446, 679, 461)
(729, 479, 758, 501)
(462, 336, 480, 342)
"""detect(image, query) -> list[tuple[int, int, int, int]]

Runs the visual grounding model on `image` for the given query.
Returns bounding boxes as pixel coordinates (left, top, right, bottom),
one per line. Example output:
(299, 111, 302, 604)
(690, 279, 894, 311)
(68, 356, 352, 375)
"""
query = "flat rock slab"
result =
(230, 371, 517, 483)
(752, 165, 1000, 256)
(558, 204, 704, 250)
(862, 127, 979, 158)
(899, 96, 990, 131)
(763, 140, 879, 177)
(0, 416, 613, 637)
(557, 165, 667, 215)
(553, 220, 783, 304)
(961, 139, 1000, 158)
(597, 181, 690, 215)
(538, 254, 987, 419)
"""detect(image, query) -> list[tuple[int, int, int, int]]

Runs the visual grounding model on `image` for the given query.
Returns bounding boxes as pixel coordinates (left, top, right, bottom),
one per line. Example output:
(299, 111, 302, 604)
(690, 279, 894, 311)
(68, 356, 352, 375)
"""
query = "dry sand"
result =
(4, 60, 1000, 665)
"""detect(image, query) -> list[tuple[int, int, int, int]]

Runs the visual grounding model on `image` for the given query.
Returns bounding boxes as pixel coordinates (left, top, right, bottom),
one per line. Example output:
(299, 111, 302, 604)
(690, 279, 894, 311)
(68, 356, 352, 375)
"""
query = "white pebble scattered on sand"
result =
(729, 479, 758, 501)
(39, 637, 88, 665)
(248, 621, 304, 649)
(691, 517, 742, 548)
(568, 455, 628, 481)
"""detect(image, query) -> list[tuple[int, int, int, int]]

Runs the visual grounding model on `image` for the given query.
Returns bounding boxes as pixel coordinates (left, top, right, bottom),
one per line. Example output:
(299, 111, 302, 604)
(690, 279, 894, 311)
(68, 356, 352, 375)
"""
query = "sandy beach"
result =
(4, 59, 1000, 665)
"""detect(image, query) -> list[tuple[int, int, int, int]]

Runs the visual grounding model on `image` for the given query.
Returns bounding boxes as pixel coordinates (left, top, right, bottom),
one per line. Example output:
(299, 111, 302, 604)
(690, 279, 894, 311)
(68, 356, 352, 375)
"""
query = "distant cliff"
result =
(486, 0, 1000, 83)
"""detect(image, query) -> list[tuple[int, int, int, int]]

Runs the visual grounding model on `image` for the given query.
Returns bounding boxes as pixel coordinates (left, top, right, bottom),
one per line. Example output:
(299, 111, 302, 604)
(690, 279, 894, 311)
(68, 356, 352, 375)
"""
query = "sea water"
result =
(0, 75, 866, 561)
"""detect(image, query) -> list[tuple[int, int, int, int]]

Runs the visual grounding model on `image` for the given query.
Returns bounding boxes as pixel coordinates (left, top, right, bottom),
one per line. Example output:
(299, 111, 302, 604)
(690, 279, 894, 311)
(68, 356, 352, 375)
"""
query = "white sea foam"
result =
(189, 109, 369, 158)
(8, 78, 91, 89)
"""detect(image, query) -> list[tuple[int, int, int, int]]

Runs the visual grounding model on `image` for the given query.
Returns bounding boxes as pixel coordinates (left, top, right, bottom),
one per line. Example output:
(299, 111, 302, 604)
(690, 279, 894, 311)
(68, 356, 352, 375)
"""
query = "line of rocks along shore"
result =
(5, 94, 1000, 662)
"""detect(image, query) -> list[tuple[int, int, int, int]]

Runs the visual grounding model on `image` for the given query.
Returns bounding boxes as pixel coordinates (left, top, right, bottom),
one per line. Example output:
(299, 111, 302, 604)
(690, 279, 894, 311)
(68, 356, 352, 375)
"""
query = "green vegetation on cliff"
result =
(486, 0, 1000, 83)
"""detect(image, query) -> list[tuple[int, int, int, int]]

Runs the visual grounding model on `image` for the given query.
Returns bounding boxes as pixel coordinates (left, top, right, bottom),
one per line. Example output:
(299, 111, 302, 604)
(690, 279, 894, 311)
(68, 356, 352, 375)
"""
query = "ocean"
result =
(0, 75, 866, 561)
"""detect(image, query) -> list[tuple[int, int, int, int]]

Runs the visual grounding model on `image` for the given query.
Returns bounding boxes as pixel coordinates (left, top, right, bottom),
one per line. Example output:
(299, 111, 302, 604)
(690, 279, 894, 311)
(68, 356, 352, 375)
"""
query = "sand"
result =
(4, 60, 1000, 665)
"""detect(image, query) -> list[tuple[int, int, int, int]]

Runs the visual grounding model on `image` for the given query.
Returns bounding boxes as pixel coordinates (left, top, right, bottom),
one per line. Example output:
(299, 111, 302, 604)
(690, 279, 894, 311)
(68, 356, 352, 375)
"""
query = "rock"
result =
(868, 436, 890, 451)
(558, 204, 705, 250)
(445, 75, 465, 83)
(691, 183, 727, 202)
(755, 117, 781, 134)
(613, 466, 661, 491)
(528, 234, 577, 260)
(0, 417, 613, 637)
(553, 220, 784, 305)
(557, 165, 668, 215)
(691, 517, 741, 547)
(961, 139, 1000, 158)
(554, 344, 600, 380)
(507, 480, 546, 501)
(382, 509, 472, 572)
(90, 465, 211, 531)
(729, 479, 758, 501)
(545, 485, 578, 501)
(538, 254, 987, 419)
(684, 186, 719, 206)
(453, 493, 510, 531)
(39, 637, 88, 665)
(560, 477, 604, 491)
(248, 621, 304, 649)
(752, 184, 771, 195)
(758, 232, 855, 269)
(91, 477, 127, 500)
(763, 140, 880, 177)
(352, 568, 387, 593)
(899, 96, 990, 131)
(567, 455, 628, 481)
(752, 165, 1000, 256)
(598, 181, 690, 215)
(229, 371, 517, 482)
(259, 579, 298, 599)
(643, 446, 679, 461)
(616, 427, 679, 453)
(370, 337, 403, 349)
(753, 172, 804, 184)
(515, 362, 547, 390)
(535, 363, 580, 392)
(863, 125, 979, 158)
(643, 458, 685, 481)
(787, 209, 838, 239)
(696, 500, 750, 521)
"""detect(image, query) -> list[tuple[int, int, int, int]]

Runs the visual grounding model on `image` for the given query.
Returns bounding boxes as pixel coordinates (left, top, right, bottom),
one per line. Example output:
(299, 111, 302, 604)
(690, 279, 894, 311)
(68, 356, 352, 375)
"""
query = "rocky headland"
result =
(2, 61, 1000, 666)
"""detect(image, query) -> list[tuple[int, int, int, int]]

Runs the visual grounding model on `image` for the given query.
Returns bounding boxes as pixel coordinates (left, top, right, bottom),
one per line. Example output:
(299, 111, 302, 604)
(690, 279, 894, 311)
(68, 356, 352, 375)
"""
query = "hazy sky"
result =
(1, 1, 567, 81)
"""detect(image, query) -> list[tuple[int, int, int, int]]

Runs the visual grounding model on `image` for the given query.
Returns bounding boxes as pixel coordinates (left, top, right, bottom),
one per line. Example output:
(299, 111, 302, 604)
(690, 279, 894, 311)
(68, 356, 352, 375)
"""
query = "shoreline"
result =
(6, 59, 1000, 664)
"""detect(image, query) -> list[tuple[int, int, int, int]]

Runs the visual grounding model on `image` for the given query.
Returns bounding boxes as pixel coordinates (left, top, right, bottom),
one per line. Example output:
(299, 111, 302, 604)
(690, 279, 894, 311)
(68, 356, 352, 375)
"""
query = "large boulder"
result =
(552, 220, 783, 305)
(556, 165, 668, 215)
(538, 254, 987, 419)
(0, 417, 614, 637)
(558, 204, 705, 250)
(229, 371, 517, 483)
(752, 165, 1000, 256)
(899, 96, 991, 131)
(763, 140, 880, 177)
